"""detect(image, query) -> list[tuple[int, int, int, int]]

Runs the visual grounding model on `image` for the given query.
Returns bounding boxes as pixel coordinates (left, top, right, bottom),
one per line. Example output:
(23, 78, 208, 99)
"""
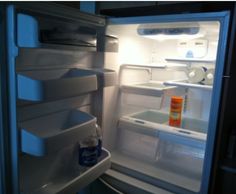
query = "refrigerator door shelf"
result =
(121, 81, 177, 97)
(17, 13, 99, 50)
(17, 69, 98, 102)
(21, 148, 111, 194)
(20, 109, 96, 156)
(91, 68, 117, 88)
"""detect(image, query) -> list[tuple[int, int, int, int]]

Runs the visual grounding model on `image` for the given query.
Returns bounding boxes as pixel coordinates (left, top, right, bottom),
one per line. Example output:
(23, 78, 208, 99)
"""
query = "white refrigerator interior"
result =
(102, 20, 220, 193)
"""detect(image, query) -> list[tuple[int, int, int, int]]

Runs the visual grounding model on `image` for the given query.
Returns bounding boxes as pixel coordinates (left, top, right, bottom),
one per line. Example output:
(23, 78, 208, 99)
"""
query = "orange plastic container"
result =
(169, 96, 183, 127)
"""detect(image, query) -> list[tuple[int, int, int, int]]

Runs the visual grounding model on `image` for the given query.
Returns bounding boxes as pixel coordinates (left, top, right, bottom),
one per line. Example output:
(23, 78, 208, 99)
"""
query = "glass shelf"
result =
(121, 81, 176, 97)
(164, 81, 213, 90)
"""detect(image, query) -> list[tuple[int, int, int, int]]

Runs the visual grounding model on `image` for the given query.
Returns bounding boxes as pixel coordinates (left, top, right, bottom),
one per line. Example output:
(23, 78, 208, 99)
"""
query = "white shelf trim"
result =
(164, 81, 213, 90)
(165, 58, 216, 64)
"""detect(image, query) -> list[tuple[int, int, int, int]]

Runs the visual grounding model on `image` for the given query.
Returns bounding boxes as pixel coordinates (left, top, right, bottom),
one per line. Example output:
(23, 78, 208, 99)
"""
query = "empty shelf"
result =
(20, 109, 96, 156)
(17, 69, 98, 102)
(164, 80, 213, 90)
(121, 82, 176, 97)
(22, 149, 111, 194)
(165, 58, 215, 64)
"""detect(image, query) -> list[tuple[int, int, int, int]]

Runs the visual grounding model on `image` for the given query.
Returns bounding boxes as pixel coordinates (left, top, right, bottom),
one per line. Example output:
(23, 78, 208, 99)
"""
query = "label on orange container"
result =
(169, 96, 183, 127)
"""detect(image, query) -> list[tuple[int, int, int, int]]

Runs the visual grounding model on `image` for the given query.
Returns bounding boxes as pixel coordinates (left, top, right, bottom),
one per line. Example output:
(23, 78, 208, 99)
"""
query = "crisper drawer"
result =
(117, 125, 204, 176)
(118, 127, 159, 162)
(157, 133, 204, 175)
(117, 110, 207, 178)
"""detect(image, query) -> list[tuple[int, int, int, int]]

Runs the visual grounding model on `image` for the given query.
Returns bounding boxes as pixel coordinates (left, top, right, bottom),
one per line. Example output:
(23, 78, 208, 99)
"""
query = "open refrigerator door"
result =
(5, 4, 118, 194)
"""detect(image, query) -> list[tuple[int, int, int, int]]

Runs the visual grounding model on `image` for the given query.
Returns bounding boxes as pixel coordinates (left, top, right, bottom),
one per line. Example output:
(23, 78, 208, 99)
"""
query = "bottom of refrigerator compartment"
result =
(100, 169, 175, 194)
(20, 148, 111, 194)
(110, 151, 201, 193)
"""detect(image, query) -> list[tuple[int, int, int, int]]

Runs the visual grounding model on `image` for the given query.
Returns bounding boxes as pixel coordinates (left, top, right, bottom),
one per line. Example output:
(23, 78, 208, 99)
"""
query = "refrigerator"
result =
(0, 2, 233, 194)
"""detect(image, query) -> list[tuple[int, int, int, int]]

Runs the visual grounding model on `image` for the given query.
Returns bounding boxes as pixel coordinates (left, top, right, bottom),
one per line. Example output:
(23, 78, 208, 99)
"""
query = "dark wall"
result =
(97, 2, 234, 17)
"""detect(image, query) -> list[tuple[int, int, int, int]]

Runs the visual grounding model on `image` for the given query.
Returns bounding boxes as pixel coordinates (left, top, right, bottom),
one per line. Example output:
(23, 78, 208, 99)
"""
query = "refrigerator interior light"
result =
(141, 34, 204, 41)
(137, 23, 204, 41)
